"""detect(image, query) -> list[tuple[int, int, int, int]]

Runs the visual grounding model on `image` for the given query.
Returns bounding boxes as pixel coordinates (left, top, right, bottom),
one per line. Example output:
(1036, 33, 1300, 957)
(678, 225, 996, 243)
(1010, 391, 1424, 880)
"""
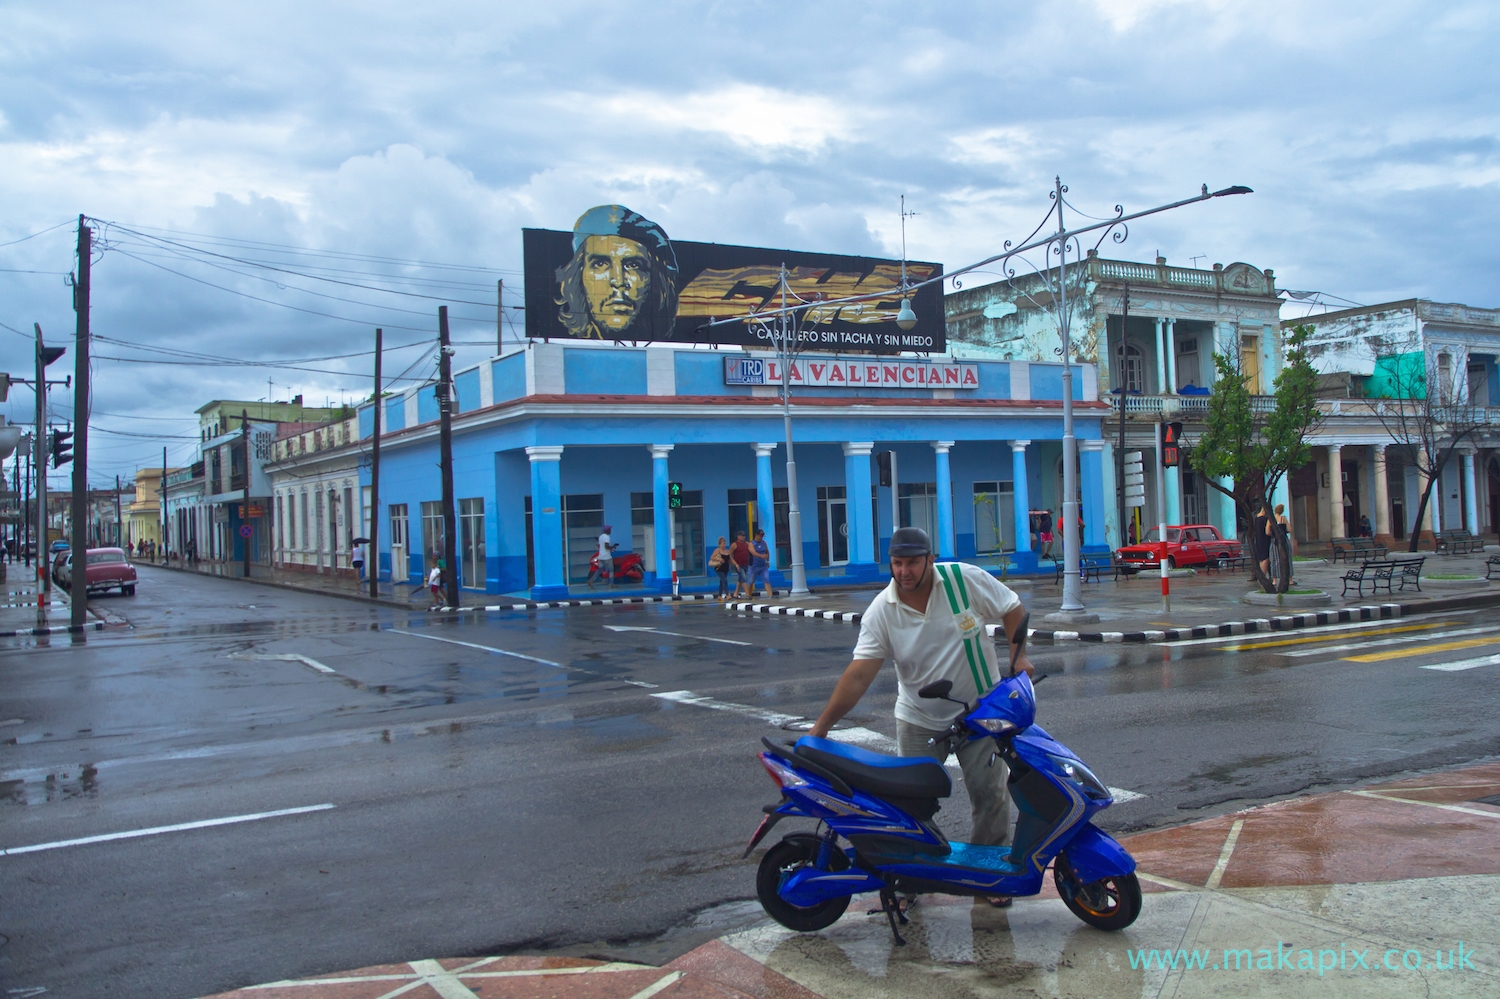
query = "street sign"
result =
(1123, 450, 1145, 508)
(238, 504, 265, 518)
(238, 524, 254, 538)
(1162, 422, 1184, 468)
(668, 481, 683, 510)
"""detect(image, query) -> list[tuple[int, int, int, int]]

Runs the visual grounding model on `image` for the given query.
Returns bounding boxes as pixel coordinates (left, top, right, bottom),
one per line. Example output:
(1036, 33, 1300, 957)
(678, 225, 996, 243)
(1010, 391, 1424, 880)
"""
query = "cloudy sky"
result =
(3, 0, 1498, 486)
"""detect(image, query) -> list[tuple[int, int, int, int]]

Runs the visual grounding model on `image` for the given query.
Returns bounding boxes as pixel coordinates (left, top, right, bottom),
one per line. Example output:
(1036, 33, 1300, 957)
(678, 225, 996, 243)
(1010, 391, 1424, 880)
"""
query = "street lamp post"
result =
(772, 268, 809, 595)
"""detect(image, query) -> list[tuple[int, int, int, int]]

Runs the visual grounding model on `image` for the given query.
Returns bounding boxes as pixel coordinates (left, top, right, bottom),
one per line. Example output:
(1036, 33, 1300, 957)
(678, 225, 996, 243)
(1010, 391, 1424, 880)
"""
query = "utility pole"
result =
(776, 268, 809, 595)
(241, 411, 251, 578)
(437, 306, 459, 609)
(1155, 420, 1170, 612)
(1116, 284, 1129, 547)
(115, 474, 122, 547)
(22, 434, 31, 568)
(71, 215, 92, 630)
(1053, 177, 1086, 620)
(369, 327, 382, 598)
(162, 446, 169, 563)
(34, 324, 55, 616)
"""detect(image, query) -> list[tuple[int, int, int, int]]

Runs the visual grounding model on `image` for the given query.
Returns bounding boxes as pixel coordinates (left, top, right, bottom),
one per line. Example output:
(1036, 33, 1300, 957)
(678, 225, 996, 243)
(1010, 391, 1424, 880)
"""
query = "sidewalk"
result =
(0, 564, 109, 637)
(724, 551, 1500, 641)
(204, 761, 1500, 998)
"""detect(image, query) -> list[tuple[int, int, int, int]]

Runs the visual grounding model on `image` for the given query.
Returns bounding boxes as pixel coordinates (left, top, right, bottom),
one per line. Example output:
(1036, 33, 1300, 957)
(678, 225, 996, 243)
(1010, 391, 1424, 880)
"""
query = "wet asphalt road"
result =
(2, 567, 1499, 998)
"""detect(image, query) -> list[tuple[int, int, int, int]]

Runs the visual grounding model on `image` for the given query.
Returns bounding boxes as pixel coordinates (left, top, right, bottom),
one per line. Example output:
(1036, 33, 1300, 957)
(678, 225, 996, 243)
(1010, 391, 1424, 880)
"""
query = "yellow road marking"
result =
(1344, 636, 1500, 663)
(1217, 621, 1459, 652)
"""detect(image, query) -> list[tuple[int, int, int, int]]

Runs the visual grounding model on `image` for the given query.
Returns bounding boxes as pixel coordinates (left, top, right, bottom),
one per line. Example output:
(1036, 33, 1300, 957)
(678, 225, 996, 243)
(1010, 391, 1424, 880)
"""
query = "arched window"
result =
(1115, 341, 1144, 393)
(1437, 351, 1454, 404)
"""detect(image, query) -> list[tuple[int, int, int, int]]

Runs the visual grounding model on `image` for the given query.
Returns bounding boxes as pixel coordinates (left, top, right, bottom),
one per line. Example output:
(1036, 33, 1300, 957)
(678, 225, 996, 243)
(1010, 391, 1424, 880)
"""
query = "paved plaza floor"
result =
(203, 762, 1500, 999)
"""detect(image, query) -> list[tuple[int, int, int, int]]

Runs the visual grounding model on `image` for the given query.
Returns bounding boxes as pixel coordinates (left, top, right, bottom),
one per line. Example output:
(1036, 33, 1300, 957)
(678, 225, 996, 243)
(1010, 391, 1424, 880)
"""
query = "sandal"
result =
(986, 895, 1012, 908)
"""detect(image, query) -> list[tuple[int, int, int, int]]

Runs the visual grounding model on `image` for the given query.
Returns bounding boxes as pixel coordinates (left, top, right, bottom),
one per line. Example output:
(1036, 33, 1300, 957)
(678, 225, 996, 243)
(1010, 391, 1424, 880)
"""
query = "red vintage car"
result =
(57, 547, 138, 596)
(1116, 524, 1244, 572)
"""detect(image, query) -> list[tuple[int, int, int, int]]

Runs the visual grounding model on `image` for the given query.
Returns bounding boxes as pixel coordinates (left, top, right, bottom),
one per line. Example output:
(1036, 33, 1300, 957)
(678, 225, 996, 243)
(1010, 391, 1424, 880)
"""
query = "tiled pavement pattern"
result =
(207, 763, 1500, 999)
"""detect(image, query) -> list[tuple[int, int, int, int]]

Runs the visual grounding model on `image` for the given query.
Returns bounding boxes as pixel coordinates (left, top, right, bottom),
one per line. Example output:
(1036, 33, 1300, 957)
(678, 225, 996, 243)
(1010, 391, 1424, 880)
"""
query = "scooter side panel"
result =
(780, 865, 885, 907)
(1058, 822, 1137, 884)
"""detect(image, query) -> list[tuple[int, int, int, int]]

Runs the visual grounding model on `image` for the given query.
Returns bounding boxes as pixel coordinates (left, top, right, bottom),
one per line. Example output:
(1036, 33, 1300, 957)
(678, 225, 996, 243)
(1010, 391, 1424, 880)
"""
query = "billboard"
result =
(523, 205, 946, 354)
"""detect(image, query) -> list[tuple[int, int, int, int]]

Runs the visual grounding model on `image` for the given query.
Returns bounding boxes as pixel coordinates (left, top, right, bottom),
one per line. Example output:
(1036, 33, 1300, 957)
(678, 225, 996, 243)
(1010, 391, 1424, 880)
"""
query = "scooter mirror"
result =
(917, 679, 953, 700)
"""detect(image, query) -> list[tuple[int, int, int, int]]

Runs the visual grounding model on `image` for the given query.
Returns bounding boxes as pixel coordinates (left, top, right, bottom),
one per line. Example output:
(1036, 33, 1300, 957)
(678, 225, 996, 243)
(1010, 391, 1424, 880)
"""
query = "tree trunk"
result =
(1407, 475, 1438, 552)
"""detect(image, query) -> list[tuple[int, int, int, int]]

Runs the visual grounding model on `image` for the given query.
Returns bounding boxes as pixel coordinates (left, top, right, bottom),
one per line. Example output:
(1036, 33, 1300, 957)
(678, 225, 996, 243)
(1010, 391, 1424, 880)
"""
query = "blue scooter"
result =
(745, 615, 1140, 943)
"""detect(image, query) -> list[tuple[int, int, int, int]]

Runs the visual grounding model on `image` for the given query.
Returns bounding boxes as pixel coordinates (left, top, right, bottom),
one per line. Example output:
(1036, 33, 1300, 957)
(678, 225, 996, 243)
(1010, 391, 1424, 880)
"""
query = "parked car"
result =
(1115, 523, 1244, 572)
(51, 549, 71, 586)
(56, 547, 138, 596)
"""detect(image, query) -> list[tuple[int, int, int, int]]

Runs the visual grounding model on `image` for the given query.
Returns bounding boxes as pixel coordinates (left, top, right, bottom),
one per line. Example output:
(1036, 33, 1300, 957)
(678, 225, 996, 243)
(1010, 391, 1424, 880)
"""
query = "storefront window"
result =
(459, 497, 485, 588)
(774, 487, 790, 567)
(727, 488, 758, 543)
(816, 485, 848, 566)
(899, 482, 938, 541)
(972, 481, 1013, 553)
(562, 493, 604, 585)
(631, 491, 654, 572)
(674, 490, 705, 575)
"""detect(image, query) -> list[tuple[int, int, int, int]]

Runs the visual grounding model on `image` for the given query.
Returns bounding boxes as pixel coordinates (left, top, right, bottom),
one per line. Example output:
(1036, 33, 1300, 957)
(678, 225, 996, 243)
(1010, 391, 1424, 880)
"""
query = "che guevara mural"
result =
(523, 205, 947, 354)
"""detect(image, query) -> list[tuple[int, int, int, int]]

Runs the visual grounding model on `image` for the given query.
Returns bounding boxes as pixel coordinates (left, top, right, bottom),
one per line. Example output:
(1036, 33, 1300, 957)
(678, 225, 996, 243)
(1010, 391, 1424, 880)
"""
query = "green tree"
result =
(1190, 324, 1322, 593)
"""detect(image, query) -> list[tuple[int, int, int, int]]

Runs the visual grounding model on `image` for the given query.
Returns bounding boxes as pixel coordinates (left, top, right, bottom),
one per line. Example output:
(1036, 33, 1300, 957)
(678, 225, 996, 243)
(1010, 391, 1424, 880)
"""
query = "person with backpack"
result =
(808, 527, 1032, 908)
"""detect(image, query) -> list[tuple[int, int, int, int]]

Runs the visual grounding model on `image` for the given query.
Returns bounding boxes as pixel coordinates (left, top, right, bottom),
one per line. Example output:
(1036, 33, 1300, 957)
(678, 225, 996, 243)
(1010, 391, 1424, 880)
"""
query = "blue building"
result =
(359, 341, 1111, 600)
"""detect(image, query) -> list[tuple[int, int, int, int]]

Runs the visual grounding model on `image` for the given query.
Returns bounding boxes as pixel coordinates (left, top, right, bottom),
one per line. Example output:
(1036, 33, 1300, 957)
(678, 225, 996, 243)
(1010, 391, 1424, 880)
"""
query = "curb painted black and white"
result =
(726, 591, 1500, 643)
(443, 593, 738, 613)
(0, 621, 107, 639)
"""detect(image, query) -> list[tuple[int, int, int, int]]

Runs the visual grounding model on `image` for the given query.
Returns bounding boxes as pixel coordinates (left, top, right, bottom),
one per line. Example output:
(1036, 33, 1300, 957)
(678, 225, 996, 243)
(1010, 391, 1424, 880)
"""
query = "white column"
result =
(1165, 317, 1178, 394)
(1372, 444, 1391, 540)
(1463, 449, 1480, 535)
(1153, 318, 1167, 395)
(1327, 444, 1344, 538)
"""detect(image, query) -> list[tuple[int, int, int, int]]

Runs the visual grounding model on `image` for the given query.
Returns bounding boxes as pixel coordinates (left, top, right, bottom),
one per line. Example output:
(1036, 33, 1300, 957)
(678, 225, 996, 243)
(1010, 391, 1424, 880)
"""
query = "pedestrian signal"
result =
(51, 429, 74, 468)
(1162, 422, 1184, 468)
(668, 481, 683, 510)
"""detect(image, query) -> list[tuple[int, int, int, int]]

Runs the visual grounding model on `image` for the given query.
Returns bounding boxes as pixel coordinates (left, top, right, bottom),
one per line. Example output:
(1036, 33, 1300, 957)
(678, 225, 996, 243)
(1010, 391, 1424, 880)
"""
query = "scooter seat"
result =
(795, 736, 951, 800)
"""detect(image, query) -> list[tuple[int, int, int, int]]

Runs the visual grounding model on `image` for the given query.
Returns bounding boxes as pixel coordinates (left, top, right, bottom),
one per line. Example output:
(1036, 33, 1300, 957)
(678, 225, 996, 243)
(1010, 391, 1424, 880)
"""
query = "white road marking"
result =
(390, 628, 658, 687)
(1282, 625, 1500, 657)
(1158, 615, 1438, 648)
(0, 803, 335, 857)
(1204, 818, 1244, 890)
(252, 653, 336, 674)
(652, 690, 802, 727)
(1420, 653, 1500, 672)
(625, 972, 683, 999)
(1347, 789, 1500, 818)
(653, 690, 1144, 799)
(603, 624, 753, 646)
(407, 957, 482, 999)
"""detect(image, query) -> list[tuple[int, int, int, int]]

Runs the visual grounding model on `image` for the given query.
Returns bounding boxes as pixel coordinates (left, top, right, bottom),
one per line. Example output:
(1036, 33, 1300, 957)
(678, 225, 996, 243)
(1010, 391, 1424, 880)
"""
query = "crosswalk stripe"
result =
(1216, 620, 1459, 652)
(1283, 625, 1500, 658)
(1420, 654, 1500, 672)
(1344, 636, 1500, 663)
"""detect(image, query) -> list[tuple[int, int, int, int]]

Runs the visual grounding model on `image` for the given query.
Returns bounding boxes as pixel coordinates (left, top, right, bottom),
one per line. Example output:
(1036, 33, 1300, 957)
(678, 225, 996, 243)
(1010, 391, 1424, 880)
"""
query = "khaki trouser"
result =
(897, 719, 1013, 847)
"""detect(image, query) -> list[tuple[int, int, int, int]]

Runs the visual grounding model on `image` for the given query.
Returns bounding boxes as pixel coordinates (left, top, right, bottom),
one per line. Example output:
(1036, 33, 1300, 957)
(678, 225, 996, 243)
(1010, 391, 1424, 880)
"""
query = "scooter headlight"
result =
(1047, 753, 1111, 801)
(974, 718, 1019, 735)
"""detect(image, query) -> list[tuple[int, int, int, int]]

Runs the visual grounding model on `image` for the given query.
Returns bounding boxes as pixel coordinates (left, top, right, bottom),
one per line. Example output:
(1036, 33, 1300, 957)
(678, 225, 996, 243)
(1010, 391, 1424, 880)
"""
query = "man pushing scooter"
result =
(808, 526, 1033, 907)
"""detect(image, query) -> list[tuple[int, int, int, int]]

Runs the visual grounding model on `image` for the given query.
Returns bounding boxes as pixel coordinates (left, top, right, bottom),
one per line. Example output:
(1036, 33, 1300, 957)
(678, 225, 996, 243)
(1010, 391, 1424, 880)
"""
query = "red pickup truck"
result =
(1116, 524, 1244, 572)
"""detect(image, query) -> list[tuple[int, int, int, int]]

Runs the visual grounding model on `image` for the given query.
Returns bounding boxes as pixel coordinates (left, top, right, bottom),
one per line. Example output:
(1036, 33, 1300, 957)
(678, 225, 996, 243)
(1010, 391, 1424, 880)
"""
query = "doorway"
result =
(817, 486, 848, 566)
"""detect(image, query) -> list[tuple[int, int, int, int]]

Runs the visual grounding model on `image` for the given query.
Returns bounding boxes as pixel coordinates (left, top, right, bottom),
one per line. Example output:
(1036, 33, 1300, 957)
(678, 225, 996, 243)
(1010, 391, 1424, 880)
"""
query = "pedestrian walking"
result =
(591, 524, 616, 588)
(1275, 503, 1296, 585)
(730, 531, 752, 599)
(710, 536, 732, 600)
(749, 528, 773, 600)
(427, 560, 444, 610)
(1254, 502, 1274, 580)
(1039, 509, 1055, 559)
(808, 527, 1032, 908)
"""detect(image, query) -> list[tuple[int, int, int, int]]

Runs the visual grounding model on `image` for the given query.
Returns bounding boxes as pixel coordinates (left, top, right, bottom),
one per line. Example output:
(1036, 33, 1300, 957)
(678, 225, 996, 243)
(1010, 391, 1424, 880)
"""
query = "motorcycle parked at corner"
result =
(586, 549, 644, 586)
(745, 614, 1140, 944)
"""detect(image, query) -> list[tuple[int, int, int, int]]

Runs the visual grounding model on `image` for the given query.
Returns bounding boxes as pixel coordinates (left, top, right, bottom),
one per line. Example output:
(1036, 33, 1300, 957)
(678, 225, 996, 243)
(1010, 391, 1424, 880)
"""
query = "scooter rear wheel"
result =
(756, 837, 851, 932)
(1054, 864, 1142, 931)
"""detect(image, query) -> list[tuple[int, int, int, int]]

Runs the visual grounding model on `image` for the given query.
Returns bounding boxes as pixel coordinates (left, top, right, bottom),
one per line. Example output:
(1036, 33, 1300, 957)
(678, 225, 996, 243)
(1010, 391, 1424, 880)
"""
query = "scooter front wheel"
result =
(1054, 864, 1142, 931)
(756, 837, 851, 932)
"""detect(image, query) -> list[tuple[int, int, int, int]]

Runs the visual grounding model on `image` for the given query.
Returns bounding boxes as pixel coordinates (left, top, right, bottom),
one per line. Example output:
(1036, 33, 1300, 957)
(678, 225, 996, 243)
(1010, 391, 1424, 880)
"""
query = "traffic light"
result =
(51, 429, 74, 468)
(1162, 422, 1184, 468)
(667, 481, 683, 510)
(877, 450, 893, 487)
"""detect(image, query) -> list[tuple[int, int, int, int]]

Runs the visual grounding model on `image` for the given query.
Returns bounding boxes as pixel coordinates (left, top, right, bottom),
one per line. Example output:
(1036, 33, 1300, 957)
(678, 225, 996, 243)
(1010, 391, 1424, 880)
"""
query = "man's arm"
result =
(1000, 604, 1035, 678)
(807, 658, 882, 738)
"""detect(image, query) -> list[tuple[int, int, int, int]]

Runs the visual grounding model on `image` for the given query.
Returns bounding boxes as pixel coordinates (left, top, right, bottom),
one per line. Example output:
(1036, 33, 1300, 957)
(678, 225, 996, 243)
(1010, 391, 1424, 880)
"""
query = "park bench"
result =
(1204, 553, 1249, 573)
(1331, 537, 1387, 563)
(1054, 553, 1117, 584)
(1435, 529, 1485, 555)
(1340, 556, 1424, 597)
(1486, 554, 1500, 580)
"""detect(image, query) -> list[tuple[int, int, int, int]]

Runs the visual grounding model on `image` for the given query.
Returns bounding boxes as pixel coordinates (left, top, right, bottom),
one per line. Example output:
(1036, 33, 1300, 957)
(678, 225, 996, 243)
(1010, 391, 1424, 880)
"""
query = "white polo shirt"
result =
(852, 562, 1022, 730)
